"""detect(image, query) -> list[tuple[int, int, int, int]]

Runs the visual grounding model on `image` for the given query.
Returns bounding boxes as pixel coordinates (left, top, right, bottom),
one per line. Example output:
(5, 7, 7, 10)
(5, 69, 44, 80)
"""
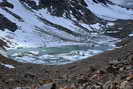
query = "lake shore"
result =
(0, 37, 133, 89)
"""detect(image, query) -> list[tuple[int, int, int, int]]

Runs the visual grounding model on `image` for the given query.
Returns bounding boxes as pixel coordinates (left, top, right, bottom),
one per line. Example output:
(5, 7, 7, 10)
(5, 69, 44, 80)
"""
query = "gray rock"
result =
(38, 83, 53, 89)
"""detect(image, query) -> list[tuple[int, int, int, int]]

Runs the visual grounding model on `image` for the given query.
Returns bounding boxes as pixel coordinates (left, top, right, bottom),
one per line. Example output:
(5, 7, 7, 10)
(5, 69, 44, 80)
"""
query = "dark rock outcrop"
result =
(0, 1, 14, 8)
(0, 13, 17, 32)
(20, 0, 98, 24)
(92, 0, 113, 5)
(0, 39, 9, 50)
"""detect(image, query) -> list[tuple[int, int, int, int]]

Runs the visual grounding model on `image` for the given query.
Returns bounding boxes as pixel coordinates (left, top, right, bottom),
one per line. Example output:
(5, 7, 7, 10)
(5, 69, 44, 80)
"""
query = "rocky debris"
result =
(4, 57, 132, 89)
(120, 80, 132, 89)
(116, 36, 133, 47)
(0, 54, 22, 66)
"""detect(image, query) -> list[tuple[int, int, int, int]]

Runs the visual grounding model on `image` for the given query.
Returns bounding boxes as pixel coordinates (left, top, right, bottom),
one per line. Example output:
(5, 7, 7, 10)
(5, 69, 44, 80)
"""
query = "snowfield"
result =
(1, 0, 133, 48)
(85, 0, 133, 21)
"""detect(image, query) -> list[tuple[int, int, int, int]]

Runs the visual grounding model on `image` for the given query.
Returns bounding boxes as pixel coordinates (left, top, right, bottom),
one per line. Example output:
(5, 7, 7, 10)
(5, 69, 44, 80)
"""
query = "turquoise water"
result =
(7, 43, 116, 65)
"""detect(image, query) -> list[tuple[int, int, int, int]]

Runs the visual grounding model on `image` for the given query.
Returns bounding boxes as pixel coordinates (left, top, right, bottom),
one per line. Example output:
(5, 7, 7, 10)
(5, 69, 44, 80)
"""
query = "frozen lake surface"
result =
(7, 37, 118, 65)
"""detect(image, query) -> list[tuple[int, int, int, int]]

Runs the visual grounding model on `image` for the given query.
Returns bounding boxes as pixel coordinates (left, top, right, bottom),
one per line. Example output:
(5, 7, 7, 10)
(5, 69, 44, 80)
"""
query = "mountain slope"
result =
(0, 0, 133, 48)
(0, 0, 133, 64)
(0, 0, 99, 48)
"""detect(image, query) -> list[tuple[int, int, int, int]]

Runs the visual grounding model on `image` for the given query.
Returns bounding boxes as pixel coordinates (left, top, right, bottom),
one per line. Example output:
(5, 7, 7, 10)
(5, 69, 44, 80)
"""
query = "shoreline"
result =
(0, 37, 132, 88)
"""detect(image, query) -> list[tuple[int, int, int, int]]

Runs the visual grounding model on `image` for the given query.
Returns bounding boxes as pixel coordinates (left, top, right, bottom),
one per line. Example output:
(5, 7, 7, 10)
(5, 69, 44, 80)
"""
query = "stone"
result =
(38, 83, 54, 89)
(120, 81, 133, 89)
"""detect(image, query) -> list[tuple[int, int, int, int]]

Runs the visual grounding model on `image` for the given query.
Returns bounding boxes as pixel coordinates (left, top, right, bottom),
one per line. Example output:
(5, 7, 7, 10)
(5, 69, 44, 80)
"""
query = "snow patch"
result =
(0, 63, 15, 69)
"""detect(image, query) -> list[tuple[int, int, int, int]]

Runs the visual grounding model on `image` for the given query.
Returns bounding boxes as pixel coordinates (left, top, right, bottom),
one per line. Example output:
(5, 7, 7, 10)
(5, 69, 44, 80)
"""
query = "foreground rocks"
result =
(0, 38, 133, 89)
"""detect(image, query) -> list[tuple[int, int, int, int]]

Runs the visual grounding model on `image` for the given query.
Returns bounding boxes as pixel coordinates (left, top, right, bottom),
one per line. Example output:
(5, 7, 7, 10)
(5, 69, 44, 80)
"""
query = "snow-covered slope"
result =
(0, 0, 132, 48)
(85, 0, 133, 21)
(109, 0, 133, 9)
(0, 0, 97, 48)
(0, 0, 133, 47)
(0, 0, 133, 64)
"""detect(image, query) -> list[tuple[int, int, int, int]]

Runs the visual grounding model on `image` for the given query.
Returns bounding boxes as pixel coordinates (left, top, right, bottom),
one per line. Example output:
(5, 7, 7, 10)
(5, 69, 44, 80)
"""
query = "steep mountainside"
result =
(0, 0, 131, 47)
(0, 0, 98, 48)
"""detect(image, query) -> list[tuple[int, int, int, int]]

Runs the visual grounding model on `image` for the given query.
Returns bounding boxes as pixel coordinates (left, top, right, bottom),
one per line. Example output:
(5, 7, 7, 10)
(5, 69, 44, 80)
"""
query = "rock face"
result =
(0, 13, 17, 32)
(21, 0, 98, 24)
(0, 39, 9, 57)
(0, 39, 8, 50)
